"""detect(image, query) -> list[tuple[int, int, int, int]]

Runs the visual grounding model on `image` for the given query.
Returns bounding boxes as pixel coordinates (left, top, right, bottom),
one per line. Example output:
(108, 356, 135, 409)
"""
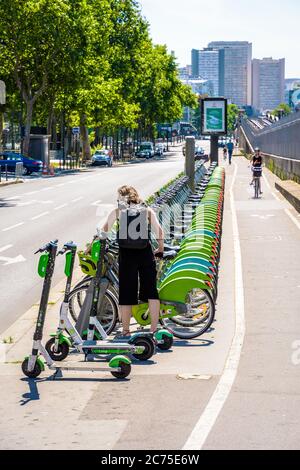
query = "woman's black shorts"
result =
(118, 244, 159, 305)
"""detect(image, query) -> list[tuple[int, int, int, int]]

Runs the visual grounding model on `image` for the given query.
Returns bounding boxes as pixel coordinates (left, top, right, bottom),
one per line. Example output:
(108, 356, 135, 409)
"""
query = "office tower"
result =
(208, 41, 252, 106)
(191, 49, 200, 78)
(198, 48, 219, 96)
(252, 58, 285, 112)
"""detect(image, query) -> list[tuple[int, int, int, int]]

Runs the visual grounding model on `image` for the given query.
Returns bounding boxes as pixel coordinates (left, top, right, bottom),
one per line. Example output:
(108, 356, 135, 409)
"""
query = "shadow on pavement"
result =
(0, 198, 18, 208)
(173, 339, 214, 348)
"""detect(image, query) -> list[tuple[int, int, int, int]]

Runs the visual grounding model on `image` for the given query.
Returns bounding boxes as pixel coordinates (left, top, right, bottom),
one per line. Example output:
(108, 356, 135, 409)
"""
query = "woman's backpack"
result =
(117, 204, 149, 249)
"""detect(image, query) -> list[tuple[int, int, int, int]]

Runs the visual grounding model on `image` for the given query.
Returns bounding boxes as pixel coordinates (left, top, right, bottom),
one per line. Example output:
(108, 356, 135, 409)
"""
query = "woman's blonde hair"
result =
(118, 185, 143, 204)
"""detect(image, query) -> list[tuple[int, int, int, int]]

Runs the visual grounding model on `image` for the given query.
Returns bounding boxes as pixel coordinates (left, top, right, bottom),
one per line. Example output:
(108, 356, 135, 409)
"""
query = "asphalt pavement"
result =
(0, 145, 190, 333)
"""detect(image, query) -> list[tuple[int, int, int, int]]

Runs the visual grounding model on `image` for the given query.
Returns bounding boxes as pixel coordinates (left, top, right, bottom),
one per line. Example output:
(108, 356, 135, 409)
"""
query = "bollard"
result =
(185, 136, 195, 192)
(5, 164, 8, 181)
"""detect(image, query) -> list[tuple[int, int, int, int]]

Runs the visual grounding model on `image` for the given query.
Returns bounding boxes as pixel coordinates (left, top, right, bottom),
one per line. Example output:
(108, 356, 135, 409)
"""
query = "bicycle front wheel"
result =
(160, 288, 215, 339)
(68, 285, 118, 335)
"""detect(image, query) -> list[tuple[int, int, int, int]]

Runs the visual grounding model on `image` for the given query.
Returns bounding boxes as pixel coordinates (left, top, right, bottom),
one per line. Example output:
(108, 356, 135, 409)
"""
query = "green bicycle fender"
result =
(169, 260, 212, 272)
(159, 277, 212, 304)
(179, 245, 216, 260)
(159, 269, 213, 286)
(109, 355, 131, 368)
(166, 264, 211, 277)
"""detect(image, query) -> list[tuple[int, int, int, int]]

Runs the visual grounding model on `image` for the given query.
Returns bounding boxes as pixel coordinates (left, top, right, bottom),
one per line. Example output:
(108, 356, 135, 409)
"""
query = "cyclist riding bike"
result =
(250, 147, 263, 195)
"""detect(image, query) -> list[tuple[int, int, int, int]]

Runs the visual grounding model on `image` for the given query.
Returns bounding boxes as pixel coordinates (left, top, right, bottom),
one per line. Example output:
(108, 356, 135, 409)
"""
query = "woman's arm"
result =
(148, 207, 164, 253)
(97, 208, 118, 237)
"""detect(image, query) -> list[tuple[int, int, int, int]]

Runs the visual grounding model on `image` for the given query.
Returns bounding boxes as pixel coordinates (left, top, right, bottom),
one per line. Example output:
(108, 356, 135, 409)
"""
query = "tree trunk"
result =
(23, 100, 34, 156)
(0, 106, 4, 151)
(80, 114, 91, 161)
(52, 113, 57, 150)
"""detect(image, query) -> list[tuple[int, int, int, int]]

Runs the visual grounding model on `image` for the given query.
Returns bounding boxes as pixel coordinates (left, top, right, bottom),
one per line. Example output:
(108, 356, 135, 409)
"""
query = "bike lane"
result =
(200, 157, 300, 449)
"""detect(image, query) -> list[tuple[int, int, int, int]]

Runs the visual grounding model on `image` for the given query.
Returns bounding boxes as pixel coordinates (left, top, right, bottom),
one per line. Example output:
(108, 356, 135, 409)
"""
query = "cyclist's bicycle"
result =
(252, 166, 262, 199)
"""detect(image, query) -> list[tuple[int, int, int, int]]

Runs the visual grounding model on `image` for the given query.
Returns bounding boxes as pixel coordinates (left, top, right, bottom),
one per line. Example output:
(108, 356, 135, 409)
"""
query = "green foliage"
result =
(273, 103, 291, 117)
(227, 104, 239, 132)
(0, 0, 197, 155)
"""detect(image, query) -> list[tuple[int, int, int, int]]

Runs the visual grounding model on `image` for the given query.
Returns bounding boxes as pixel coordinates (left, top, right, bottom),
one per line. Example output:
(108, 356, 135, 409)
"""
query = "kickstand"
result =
(51, 368, 63, 380)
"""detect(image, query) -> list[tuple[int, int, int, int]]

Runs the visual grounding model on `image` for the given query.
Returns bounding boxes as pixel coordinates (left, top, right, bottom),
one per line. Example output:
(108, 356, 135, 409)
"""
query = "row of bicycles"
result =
(21, 161, 225, 380)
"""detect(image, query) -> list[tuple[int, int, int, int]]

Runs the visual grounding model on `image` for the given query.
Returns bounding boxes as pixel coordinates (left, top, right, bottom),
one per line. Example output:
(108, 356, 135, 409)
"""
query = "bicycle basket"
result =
(78, 251, 97, 277)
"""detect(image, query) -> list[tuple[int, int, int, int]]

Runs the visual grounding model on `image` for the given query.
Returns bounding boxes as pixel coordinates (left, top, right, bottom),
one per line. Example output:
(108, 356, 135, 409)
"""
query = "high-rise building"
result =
(190, 48, 220, 95)
(252, 58, 285, 112)
(191, 49, 200, 78)
(208, 41, 252, 106)
(198, 48, 219, 96)
(178, 65, 192, 80)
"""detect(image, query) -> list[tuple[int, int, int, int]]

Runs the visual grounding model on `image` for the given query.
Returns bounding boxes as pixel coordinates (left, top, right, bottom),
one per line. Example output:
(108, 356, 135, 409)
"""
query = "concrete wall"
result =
(239, 115, 300, 182)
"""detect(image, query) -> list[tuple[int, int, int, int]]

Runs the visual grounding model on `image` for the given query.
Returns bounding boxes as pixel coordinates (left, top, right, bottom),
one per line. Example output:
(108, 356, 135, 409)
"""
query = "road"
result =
(1, 150, 300, 450)
(0, 145, 192, 333)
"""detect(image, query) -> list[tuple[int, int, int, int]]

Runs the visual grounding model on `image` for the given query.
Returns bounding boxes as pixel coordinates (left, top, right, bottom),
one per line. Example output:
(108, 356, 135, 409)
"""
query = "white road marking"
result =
(0, 254, 26, 266)
(24, 191, 38, 196)
(2, 222, 25, 232)
(55, 183, 65, 187)
(183, 161, 246, 450)
(54, 204, 68, 211)
(0, 245, 13, 254)
(42, 187, 52, 191)
(71, 197, 83, 203)
(91, 200, 102, 206)
(3, 196, 21, 201)
(31, 211, 49, 220)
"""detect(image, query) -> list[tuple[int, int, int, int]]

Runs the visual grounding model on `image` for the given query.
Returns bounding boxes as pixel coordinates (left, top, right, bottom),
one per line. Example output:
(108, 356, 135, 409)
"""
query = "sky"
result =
(139, 0, 300, 78)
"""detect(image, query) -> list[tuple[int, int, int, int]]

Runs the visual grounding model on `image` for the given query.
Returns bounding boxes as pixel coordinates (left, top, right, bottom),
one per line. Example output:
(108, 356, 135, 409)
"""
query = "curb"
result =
(275, 180, 300, 213)
(0, 179, 24, 187)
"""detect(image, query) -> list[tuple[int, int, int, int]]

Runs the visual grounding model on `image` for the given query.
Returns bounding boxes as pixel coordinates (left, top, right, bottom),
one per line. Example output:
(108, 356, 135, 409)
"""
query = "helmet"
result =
(255, 147, 260, 152)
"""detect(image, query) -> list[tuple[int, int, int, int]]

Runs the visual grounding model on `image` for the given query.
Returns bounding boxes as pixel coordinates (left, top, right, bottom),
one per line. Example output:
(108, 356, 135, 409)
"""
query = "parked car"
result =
(135, 142, 155, 159)
(195, 146, 209, 161)
(155, 143, 164, 156)
(0, 152, 43, 175)
(91, 149, 112, 167)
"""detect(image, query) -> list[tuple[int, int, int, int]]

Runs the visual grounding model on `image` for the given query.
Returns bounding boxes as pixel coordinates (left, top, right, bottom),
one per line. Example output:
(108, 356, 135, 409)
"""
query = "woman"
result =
(99, 185, 164, 336)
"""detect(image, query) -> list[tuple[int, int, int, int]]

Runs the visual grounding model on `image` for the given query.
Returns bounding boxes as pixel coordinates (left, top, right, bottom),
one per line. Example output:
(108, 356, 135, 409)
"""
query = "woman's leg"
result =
(148, 299, 160, 333)
(119, 305, 132, 335)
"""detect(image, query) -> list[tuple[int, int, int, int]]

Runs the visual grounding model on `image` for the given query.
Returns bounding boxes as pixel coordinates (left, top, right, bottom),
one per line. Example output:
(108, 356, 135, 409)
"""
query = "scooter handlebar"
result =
(34, 239, 58, 254)
(57, 241, 76, 256)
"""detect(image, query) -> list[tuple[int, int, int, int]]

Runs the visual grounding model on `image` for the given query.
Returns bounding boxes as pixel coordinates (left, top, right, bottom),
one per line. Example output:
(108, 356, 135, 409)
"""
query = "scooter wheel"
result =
(157, 334, 173, 351)
(45, 338, 69, 361)
(21, 358, 42, 379)
(111, 361, 131, 379)
(132, 337, 155, 361)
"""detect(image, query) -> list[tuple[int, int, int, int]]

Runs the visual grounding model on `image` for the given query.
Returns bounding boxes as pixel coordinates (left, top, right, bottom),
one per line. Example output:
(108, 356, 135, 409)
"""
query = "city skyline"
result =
(139, 0, 300, 78)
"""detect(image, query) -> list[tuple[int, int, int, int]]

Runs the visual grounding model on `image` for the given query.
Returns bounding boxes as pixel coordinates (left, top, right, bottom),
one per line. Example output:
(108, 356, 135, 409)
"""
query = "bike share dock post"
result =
(185, 136, 195, 192)
(210, 135, 219, 166)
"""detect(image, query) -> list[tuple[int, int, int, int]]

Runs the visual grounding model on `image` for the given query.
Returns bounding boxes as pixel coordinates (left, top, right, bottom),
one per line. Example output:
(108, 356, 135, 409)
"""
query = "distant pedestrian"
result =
(223, 146, 228, 161)
(227, 140, 234, 165)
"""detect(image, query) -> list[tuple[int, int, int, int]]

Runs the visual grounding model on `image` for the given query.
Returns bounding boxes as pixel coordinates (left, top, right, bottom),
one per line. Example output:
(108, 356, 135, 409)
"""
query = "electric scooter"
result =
(21, 240, 131, 379)
(45, 240, 155, 361)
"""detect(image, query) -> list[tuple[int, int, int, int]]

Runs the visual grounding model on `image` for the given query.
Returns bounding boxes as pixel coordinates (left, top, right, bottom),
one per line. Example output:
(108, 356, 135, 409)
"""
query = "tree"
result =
(273, 103, 291, 117)
(0, 0, 97, 155)
(227, 104, 239, 132)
